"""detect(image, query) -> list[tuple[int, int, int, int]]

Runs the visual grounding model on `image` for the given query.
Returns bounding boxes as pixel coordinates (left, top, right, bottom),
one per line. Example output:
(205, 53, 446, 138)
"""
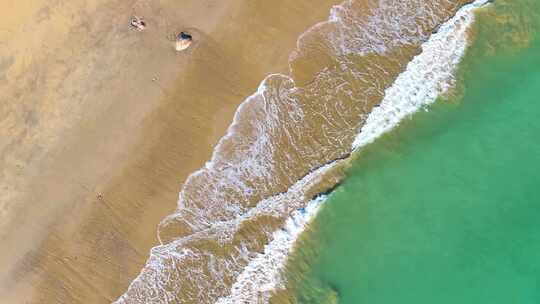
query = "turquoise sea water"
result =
(285, 1, 540, 303)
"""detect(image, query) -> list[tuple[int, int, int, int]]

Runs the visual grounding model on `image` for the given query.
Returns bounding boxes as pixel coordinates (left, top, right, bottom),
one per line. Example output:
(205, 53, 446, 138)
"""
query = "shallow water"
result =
(116, 1, 471, 303)
(283, 1, 540, 303)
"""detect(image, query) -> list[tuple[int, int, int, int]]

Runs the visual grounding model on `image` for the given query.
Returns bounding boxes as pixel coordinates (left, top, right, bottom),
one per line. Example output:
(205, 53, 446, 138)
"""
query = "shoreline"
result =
(278, 1, 540, 301)
(115, 1, 483, 303)
(0, 0, 339, 303)
(1, 0, 489, 303)
(211, 0, 489, 301)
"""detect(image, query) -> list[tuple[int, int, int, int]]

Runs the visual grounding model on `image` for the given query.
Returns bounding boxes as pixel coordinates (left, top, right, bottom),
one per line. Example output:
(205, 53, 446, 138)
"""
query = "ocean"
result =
(6, 0, 523, 303)
(110, 0, 539, 303)
(282, 0, 540, 303)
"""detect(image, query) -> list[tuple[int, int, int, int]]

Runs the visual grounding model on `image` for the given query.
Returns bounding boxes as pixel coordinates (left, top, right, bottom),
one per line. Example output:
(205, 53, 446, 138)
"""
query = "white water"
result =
(216, 1, 488, 303)
(114, 1, 489, 303)
(114, 158, 345, 304)
(215, 197, 326, 304)
(353, 0, 489, 149)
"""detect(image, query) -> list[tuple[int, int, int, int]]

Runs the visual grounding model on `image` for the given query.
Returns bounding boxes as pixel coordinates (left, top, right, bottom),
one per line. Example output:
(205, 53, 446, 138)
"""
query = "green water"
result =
(285, 1, 540, 303)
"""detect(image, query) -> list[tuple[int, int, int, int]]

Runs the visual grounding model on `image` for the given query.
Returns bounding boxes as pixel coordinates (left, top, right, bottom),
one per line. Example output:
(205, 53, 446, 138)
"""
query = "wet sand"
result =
(0, 0, 339, 303)
(112, 1, 472, 302)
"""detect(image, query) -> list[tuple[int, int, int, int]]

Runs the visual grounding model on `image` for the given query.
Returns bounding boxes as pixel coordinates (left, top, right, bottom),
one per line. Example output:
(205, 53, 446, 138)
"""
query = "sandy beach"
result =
(0, 0, 338, 303)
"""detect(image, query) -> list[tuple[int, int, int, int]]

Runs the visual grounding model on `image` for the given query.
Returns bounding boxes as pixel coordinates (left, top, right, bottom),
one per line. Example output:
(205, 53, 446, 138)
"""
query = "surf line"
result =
(215, 0, 491, 303)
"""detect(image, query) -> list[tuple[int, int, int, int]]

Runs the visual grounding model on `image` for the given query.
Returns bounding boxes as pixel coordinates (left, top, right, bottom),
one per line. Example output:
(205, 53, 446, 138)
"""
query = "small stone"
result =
(175, 31, 193, 51)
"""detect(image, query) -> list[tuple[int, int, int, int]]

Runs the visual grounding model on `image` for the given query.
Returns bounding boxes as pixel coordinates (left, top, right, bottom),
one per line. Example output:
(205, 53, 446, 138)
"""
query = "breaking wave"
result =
(213, 1, 488, 302)
(215, 196, 327, 304)
(114, 1, 486, 303)
(353, 0, 489, 149)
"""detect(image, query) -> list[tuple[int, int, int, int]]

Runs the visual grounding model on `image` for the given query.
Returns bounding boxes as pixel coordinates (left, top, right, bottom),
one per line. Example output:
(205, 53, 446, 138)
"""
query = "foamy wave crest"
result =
(115, 0, 481, 303)
(294, 0, 466, 61)
(114, 159, 344, 304)
(157, 73, 291, 238)
(215, 196, 326, 304)
(328, 0, 443, 55)
(353, 0, 489, 149)
(216, 1, 487, 302)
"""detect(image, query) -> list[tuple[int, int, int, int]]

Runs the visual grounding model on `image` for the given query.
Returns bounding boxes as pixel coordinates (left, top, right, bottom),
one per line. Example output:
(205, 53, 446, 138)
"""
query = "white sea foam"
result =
(353, 0, 489, 149)
(155, 72, 299, 242)
(297, 0, 460, 59)
(115, 1, 489, 303)
(159, 0, 487, 241)
(174, 73, 284, 208)
(215, 1, 487, 303)
(215, 196, 326, 304)
(115, 157, 344, 304)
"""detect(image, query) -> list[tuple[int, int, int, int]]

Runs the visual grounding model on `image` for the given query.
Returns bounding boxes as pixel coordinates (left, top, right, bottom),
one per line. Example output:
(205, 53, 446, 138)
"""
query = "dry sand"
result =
(0, 0, 339, 303)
